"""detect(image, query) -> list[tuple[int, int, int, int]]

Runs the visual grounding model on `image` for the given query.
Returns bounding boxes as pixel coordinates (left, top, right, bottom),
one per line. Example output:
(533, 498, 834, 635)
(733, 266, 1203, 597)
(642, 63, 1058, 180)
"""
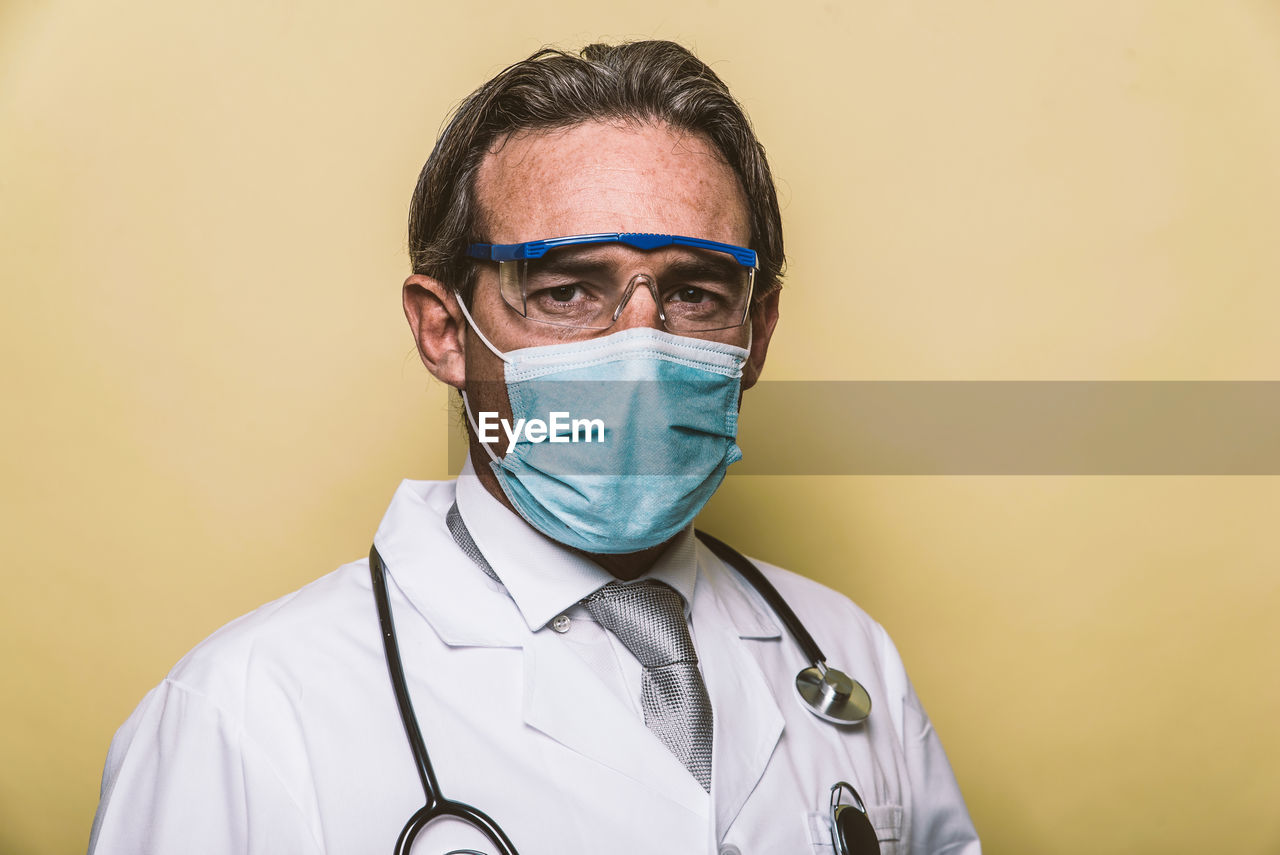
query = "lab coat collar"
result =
(693, 537, 786, 833)
(693, 534, 784, 641)
(372, 478, 527, 648)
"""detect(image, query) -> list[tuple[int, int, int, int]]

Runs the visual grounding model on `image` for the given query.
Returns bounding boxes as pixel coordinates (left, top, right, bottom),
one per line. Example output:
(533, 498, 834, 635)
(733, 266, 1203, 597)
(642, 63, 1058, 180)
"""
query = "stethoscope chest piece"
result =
(795, 663, 872, 725)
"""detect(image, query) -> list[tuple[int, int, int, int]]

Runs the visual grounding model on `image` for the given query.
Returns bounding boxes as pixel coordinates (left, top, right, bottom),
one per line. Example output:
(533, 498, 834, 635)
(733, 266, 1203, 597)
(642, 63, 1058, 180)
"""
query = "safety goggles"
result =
(466, 233, 757, 333)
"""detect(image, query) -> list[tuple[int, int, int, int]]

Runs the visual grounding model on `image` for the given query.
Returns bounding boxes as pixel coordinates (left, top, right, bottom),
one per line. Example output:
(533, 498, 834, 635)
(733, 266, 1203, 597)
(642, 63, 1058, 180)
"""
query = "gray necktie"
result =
(581, 581, 714, 791)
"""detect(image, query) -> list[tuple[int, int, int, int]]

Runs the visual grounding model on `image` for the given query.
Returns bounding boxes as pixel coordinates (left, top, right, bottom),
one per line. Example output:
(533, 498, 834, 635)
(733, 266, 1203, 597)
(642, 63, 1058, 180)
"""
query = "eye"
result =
(670, 286, 710, 304)
(538, 284, 583, 303)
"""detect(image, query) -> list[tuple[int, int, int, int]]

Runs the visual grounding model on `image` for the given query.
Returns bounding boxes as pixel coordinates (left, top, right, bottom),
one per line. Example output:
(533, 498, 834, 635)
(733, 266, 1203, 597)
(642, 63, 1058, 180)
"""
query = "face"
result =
(403, 119, 780, 444)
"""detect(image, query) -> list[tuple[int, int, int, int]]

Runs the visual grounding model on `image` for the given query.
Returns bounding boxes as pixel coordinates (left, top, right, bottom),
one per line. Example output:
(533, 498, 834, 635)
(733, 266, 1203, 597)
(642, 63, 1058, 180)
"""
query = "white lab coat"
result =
(89, 479, 980, 854)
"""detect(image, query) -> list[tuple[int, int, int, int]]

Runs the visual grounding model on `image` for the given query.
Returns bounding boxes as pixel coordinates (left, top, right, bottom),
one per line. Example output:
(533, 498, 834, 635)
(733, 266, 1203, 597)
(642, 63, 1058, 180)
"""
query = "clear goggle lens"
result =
(496, 244, 755, 333)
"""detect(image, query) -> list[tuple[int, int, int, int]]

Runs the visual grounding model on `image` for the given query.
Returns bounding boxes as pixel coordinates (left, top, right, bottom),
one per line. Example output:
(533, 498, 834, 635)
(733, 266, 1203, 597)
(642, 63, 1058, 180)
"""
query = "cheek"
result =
(740, 314, 776, 391)
(463, 338, 514, 428)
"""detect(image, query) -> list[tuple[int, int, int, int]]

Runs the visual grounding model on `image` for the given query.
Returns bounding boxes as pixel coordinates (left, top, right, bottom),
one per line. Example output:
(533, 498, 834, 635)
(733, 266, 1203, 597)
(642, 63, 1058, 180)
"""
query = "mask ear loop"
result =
(459, 389, 502, 466)
(452, 290, 510, 466)
(453, 289, 512, 364)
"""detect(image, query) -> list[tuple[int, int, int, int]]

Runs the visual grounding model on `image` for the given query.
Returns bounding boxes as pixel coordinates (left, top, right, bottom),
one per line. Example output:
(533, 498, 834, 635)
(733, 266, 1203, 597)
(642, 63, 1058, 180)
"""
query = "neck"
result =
(576, 541, 672, 581)
(466, 434, 673, 580)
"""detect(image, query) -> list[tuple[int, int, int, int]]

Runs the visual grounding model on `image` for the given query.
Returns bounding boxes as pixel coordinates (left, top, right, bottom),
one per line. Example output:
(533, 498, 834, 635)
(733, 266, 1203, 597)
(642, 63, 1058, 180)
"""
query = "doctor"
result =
(89, 41, 981, 854)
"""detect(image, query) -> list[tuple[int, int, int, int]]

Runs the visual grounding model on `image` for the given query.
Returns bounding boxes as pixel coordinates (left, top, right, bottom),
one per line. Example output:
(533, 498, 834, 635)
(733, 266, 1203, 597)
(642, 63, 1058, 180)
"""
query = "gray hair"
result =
(407, 40, 785, 305)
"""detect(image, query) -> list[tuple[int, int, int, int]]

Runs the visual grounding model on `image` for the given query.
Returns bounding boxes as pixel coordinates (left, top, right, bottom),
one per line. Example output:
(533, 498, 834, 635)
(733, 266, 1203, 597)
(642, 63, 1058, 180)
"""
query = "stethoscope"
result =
(369, 518, 878, 855)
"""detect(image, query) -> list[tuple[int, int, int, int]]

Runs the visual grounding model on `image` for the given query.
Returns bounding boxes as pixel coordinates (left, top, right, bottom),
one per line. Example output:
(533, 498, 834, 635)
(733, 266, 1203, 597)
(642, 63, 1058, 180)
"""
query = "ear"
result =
(403, 274, 467, 389)
(741, 289, 780, 391)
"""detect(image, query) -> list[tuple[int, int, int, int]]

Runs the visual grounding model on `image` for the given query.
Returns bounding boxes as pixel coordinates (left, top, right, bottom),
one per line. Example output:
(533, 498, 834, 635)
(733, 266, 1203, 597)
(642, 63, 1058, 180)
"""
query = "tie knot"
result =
(580, 581, 695, 669)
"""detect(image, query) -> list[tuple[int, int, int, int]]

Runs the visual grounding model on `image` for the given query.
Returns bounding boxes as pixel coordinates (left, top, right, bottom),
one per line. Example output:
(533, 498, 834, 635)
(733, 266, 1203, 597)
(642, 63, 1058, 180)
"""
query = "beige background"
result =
(3, 1, 1279, 853)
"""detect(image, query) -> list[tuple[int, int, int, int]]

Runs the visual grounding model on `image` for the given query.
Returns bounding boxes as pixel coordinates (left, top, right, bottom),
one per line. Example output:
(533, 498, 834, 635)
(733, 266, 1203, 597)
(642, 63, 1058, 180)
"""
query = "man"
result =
(89, 41, 980, 854)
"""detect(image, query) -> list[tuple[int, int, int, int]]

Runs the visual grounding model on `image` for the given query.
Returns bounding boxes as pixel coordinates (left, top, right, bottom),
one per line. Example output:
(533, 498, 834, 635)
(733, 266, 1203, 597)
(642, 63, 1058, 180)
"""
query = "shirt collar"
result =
(455, 456, 699, 630)
(639, 526, 698, 615)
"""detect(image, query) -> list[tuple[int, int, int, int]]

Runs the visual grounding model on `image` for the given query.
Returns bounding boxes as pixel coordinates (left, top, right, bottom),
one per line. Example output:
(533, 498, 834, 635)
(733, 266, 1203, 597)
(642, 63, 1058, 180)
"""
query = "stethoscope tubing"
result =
(693, 530, 827, 665)
(394, 802, 518, 855)
(370, 546, 522, 855)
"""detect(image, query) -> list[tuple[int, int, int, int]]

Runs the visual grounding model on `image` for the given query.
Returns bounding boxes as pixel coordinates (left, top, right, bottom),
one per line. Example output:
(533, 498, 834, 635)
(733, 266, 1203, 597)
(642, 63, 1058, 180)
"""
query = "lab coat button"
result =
(719, 845, 742, 855)
(551, 614, 571, 633)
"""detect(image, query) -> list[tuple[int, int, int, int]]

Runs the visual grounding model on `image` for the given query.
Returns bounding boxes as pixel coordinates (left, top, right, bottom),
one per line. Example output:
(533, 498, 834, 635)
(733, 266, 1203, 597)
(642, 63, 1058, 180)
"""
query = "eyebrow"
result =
(534, 248, 742, 281)
(660, 255, 741, 282)
(535, 252, 616, 278)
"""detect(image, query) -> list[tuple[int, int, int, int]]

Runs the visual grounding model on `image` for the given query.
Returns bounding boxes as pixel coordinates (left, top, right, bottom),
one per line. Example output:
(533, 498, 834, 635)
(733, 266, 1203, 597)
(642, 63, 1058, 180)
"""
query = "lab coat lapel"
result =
(522, 630, 709, 815)
(694, 542, 787, 836)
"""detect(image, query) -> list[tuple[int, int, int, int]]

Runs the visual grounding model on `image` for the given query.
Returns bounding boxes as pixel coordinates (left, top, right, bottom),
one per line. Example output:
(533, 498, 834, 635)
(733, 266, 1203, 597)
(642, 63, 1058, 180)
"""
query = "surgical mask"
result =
(456, 300, 749, 554)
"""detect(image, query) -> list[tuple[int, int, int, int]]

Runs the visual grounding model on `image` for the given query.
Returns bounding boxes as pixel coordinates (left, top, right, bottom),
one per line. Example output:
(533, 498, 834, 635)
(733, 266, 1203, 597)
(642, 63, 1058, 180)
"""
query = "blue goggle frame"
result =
(466, 232, 758, 270)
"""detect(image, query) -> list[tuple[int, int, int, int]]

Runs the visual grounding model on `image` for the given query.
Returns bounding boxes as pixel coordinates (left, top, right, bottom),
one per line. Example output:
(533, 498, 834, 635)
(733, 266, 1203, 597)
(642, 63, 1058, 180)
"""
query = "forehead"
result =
(473, 120, 751, 247)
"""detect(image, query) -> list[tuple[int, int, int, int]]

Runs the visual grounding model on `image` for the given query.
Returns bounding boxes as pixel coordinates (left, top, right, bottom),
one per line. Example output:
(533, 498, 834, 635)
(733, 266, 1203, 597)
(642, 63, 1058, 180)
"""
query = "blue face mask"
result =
(457, 303, 749, 554)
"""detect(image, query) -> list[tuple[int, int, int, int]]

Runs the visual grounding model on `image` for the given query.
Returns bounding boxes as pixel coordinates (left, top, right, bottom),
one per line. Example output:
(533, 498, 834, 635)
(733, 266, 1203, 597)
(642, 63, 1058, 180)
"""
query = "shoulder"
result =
(164, 559, 375, 710)
(755, 558, 886, 633)
(166, 478, 460, 715)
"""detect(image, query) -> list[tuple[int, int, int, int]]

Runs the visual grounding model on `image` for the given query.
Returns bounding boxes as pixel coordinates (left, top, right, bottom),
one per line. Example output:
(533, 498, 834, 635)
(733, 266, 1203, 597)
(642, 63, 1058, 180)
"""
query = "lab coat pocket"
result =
(804, 804, 903, 854)
(868, 803, 903, 855)
(804, 810, 837, 853)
